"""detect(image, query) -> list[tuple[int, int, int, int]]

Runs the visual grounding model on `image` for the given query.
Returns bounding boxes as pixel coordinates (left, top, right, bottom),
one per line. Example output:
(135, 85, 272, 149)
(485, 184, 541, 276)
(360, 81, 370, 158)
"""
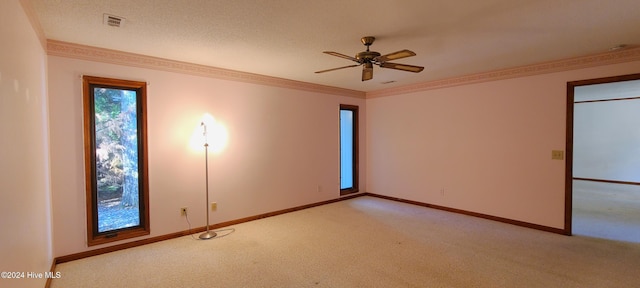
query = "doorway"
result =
(566, 73, 640, 243)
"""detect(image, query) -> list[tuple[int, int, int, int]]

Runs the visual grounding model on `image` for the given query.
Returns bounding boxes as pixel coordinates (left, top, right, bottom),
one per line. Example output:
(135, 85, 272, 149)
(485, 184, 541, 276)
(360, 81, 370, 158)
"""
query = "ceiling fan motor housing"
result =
(357, 36, 380, 63)
(356, 51, 381, 62)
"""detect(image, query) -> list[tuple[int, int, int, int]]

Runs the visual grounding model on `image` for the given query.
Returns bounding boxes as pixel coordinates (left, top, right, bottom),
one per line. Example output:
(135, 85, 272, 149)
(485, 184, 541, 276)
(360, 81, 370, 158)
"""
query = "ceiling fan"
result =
(315, 36, 424, 81)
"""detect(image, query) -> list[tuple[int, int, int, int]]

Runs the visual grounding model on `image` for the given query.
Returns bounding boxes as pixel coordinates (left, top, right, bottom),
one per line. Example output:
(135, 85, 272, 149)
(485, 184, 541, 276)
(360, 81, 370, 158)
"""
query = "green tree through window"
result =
(94, 88, 139, 232)
(83, 76, 150, 246)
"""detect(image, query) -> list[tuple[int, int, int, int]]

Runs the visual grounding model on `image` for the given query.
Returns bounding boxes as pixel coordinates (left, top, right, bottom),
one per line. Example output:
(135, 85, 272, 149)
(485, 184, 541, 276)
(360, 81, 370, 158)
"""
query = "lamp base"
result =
(199, 231, 217, 240)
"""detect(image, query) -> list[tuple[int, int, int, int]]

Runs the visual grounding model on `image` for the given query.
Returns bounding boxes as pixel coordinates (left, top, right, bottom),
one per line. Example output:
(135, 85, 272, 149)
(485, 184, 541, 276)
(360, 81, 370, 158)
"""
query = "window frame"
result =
(340, 104, 359, 196)
(82, 76, 150, 246)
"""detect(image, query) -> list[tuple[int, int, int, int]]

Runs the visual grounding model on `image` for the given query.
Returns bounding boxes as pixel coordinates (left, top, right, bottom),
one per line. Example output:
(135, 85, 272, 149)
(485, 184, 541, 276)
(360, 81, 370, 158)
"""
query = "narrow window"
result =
(340, 104, 359, 195)
(82, 76, 150, 246)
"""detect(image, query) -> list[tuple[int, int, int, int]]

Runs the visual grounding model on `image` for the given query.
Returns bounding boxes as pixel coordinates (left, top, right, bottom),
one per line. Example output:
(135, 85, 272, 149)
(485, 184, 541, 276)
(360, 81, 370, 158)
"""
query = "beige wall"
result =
(366, 61, 640, 229)
(47, 56, 366, 257)
(0, 1, 52, 287)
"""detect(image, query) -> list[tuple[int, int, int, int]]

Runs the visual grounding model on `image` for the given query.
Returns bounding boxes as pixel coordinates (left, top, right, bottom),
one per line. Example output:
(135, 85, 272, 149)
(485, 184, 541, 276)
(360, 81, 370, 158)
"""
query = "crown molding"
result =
(46, 39, 640, 100)
(367, 47, 640, 99)
(46, 40, 366, 99)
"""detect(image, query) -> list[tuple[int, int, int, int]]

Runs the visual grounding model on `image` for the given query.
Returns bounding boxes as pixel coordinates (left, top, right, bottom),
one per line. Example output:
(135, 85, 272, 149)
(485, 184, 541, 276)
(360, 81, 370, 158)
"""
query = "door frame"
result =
(565, 72, 640, 235)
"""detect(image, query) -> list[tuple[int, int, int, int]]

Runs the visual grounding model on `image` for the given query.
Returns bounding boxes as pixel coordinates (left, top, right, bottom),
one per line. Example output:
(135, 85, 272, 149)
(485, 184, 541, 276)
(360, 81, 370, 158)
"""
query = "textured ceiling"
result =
(30, 0, 640, 92)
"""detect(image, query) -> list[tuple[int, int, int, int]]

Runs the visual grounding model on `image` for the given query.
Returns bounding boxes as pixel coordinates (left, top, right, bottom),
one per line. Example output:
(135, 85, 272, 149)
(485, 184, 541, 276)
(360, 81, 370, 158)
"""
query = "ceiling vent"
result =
(103, 13, 125, 28)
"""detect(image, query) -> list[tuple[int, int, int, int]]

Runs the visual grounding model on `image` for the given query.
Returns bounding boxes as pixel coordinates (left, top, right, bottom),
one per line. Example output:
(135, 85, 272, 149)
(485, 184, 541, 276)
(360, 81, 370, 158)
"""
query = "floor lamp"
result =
(199, 121, 217, 240)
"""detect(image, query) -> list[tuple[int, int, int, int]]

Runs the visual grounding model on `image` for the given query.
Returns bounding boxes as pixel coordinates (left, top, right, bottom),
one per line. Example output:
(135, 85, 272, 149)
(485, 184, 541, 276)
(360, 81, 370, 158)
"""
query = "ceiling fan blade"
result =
(380, 62, 424, 73)
(362, 63, 373, 81)
(323, 51, 358, 62)
(375, 49, 416, 62)
(315, 64, 360, 74)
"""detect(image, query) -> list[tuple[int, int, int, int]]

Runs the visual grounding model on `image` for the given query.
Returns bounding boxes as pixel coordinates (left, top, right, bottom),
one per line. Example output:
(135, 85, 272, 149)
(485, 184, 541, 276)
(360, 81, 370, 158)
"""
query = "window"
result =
(340, 104, 359, 195)
(82, 76, 150, 246)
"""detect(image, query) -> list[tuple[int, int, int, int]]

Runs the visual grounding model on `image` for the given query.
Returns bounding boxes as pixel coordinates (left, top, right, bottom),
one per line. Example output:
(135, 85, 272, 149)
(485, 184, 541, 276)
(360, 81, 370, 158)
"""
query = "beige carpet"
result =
(51, 196, 640, 287)
(573, 180, 640, 243)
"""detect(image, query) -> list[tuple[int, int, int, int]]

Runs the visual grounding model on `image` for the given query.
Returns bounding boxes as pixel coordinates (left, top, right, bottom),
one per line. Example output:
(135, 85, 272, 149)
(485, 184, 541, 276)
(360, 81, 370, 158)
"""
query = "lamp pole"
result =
(199, 122, 216, 240)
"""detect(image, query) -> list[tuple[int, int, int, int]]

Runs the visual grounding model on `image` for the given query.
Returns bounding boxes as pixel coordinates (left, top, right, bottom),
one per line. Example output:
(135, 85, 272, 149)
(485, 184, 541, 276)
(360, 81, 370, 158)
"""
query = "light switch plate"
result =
(551, 150, 564, 160)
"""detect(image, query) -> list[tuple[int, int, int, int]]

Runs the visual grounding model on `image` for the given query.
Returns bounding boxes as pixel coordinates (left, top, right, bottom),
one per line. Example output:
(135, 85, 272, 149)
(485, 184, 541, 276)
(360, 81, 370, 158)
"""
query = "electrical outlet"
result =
(211, 202, 217, 211)
(180, 207, 188, 216)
